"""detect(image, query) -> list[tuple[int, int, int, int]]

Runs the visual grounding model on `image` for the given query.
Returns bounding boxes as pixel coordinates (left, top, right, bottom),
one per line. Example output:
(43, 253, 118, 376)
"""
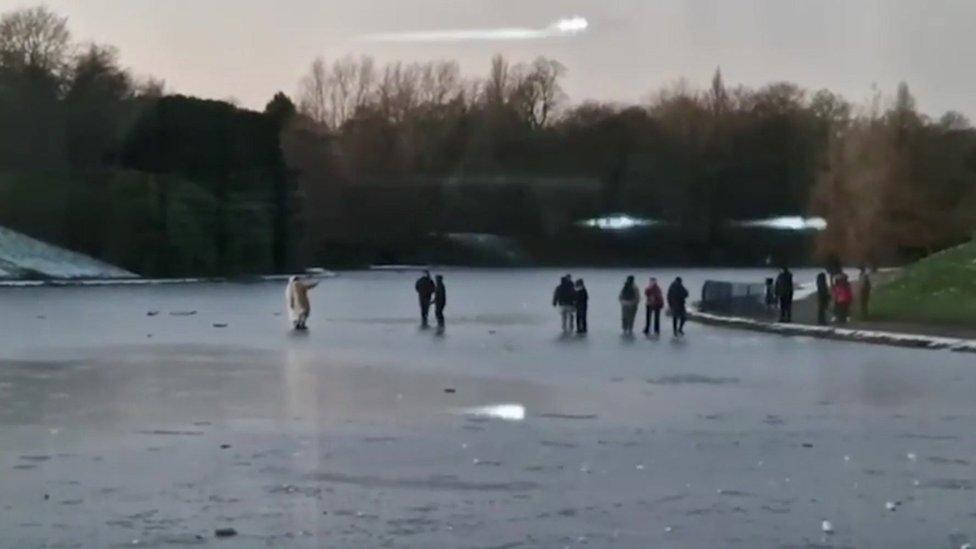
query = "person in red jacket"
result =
(643, 277, 664, 336)
(833, 274, 853, 323)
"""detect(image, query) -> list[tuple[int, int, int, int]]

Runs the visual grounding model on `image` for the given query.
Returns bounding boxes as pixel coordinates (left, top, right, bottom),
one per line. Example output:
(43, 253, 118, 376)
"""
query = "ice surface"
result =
(0, 268, 974, 547)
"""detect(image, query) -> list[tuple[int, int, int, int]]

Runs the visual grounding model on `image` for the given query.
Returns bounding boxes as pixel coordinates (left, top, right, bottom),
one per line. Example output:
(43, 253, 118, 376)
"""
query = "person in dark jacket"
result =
(643, 277, 664, 335)
(574, 279, 589, 334)
(667, 277, 689, 336)
(552, 275, 576, 333)
(858, 266, 872, 319)
(774, 267, 794, 323)
(619, 276, 640, 334)
(434, 275, 447, 327)
(816, 272, 830, 325)
(415, 270, 435, 327)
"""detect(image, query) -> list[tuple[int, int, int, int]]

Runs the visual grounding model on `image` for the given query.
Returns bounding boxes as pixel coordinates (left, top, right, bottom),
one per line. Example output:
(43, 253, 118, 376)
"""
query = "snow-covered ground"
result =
(0, 226, 135, 280)
(0, 269, 974, 548)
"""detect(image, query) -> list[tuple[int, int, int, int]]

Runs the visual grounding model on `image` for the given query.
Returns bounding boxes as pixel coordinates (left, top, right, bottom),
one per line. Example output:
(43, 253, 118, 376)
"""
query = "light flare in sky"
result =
(360, 16, 588, 42)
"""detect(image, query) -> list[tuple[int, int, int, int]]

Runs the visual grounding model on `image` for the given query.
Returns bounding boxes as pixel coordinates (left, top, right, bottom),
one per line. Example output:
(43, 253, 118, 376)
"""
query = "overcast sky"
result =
(17, 0, 976, 117)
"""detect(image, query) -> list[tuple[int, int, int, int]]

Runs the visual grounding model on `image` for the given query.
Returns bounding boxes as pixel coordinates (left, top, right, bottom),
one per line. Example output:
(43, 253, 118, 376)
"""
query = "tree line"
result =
(293, 54, 976, 266)
(2, 5, 975, 275)
(0, 6, 295, 276)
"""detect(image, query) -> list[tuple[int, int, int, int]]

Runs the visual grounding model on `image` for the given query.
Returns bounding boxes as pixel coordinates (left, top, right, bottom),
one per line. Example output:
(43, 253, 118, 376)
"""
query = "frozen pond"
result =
(0, 268, 974, 547)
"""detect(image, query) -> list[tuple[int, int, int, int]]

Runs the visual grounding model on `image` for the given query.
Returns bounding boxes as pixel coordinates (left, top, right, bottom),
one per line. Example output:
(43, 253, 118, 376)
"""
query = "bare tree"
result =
(523, 57, 566, 127)
(708, 67, 729, 116)
(298, 56, 377, 130)
(352, 56, 375, 113)
(135, 75, 166, 98)
(485, 54, 510, 107)
(298, 57, 330, 128)
(377, 62, 420, 123)
(418, 60, 461, 107)
(328, 56, 357, 128)
(0, 6, 71, 76)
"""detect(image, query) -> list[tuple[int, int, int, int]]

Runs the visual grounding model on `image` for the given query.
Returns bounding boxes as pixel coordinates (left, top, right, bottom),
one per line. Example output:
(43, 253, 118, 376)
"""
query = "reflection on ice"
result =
(461, 403, 526, 421)
(576, 214, 660, 231)
(733, 216, 827, 231)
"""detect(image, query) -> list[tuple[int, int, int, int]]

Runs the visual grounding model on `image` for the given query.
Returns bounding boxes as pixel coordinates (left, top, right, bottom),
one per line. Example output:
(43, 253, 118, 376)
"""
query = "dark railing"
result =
(699, 280, 770, 316)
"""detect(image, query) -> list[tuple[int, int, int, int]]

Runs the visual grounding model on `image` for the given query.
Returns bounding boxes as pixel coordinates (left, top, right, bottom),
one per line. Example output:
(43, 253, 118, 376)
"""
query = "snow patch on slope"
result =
(0, 226, 135, 280)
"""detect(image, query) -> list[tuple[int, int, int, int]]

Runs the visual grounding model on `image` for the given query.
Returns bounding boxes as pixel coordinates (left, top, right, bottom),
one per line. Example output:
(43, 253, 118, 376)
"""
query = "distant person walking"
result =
(667, 277, 689, 336)
(764, 278, 776, 310)
(816, 272, 830, 325)
(285, 276, 319, 330)
(833, 274, 853, 323)
(619, 276, 640, 334)
(858, 266, 872, 318)
(643, 277, 664, 336)
(434, 275, 447, 328)
(774, 267, 794, 323)
(415, 270, 436, 327)
(574, 279, 589, 334)
(552, 275, 576, 333)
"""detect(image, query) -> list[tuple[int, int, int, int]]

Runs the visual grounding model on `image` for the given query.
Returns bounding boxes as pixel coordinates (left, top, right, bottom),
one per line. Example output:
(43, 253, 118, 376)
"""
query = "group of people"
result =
(815, 267, 871, 325)
(765, 266, 872, 326)
(414, 270, 448, 328)
(553, 275, 689, 337)
(287, 270, 691, 336)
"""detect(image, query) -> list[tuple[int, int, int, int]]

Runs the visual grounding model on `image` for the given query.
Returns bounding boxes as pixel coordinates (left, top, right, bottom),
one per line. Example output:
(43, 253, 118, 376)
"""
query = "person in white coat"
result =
(286, 276, 319, 330)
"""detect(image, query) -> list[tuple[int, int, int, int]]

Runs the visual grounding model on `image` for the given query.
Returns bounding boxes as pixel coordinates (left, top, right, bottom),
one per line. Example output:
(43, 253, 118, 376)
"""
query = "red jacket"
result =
(645, 284, 664, 309)
(833, 281, 853, 305)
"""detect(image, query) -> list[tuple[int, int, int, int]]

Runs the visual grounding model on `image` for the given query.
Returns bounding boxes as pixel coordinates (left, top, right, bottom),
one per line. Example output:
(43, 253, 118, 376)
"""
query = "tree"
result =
(708, 67, 729, 116)
(264, 91, 296, 128)
(64, 44, 133, 167)
(298, 57, 330, 129)
(516, 57, 566, 128)
(485, 54, 510, 107)
(0, 6, 70, 77)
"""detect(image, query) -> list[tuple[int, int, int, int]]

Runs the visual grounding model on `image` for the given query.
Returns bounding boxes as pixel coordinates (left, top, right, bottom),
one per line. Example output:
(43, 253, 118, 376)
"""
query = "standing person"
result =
(285, 276, 319, 330)
(816, 272, 830, 325)
(574, 279, 589, 334)
(667, 277, 689, 336)
(552, 275, 576, 333)
(415, 270, 435, 327)
(858, 266, 872, 319)
(764, 278, 776, 311)
(434, 275, 447, 328)
(833, 274, 853, 323)
(643, 277, 664, 336)
(618, 276, 640, 334)
(774, 266, 794, 323)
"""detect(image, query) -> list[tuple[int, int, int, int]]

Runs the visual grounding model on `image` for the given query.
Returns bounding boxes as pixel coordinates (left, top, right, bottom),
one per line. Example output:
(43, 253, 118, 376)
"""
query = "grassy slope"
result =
(871, 240, 976, 326)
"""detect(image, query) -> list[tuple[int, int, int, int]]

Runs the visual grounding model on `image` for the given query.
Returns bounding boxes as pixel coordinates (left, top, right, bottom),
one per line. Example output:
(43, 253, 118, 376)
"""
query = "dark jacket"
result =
(667, 281, 689, 310)
(575, 287, 589, 307)
(775, 271, 794, 300)
(816, 274, 830, 304)
(434, 281, 446, 307)
(415, 275, 435, 298)
(553, 280, 576, 307)
(619, 283, 639, 304)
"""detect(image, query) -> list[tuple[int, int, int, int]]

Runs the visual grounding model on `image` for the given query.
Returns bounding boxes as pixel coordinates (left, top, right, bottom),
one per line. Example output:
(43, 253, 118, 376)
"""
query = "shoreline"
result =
(0, 272, 338, 288)
(688, 308, 976, 354)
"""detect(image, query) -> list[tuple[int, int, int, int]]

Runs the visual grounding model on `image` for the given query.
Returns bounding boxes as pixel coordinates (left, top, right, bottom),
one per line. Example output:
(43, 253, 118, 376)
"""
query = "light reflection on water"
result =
(733, 216, 827, 231)
(460, 403, 526, 421)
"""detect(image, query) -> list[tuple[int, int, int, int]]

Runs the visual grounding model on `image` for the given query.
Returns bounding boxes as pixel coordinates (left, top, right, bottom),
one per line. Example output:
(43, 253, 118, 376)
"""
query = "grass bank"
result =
(871, 240, 976, 326)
